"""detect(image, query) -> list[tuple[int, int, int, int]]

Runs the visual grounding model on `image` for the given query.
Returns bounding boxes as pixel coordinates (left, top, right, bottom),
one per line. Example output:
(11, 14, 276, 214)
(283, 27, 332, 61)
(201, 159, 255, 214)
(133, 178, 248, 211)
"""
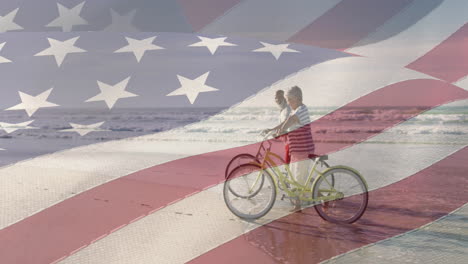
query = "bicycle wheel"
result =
(312, 167, 368, 224)
(224, 164, 276, 219)
(291, 160, 333, 206)
(225, 153, 258, 179)
(225, 154, 263, 198)
(321, 161, 334, 186)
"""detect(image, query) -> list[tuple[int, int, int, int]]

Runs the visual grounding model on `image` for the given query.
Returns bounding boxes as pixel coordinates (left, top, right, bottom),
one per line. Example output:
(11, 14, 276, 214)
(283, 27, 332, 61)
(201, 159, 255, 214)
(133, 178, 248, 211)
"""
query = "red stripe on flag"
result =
(177, 0, 242, 32)
(288, 0, 412, 50)
(0, 80, 466, 263)
(406, 23, 468, 83)
(313, 79, 468, 155)
(190, 146, 468, 264)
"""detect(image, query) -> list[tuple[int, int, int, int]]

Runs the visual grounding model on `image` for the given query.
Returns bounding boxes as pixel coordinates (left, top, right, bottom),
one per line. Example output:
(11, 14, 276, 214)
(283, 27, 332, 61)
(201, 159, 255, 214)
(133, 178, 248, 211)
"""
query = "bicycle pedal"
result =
(280, 194, 286, 201)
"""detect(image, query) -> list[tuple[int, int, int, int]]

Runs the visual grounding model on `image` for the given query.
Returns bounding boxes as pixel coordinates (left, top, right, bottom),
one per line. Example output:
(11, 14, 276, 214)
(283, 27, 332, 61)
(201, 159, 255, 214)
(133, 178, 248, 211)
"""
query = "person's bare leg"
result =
(289, 152, 310, 212)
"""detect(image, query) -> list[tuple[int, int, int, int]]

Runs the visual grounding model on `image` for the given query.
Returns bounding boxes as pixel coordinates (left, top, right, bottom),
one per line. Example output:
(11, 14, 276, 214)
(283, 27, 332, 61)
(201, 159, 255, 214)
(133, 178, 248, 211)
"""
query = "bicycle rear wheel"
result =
(224, 164, 276, 219)
(312, 167, 368, 224)
(292, 160, 333, 206)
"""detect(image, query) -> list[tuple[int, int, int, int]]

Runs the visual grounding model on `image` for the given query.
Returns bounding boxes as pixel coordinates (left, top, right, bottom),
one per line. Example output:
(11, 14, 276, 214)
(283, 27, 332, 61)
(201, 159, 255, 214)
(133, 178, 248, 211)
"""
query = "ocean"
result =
(0, 106, 466, 167)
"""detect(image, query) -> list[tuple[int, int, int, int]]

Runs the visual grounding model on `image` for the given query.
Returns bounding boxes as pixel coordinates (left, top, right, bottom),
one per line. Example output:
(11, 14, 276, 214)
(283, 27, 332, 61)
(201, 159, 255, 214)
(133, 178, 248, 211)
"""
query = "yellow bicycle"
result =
(223, 132, 368, 224)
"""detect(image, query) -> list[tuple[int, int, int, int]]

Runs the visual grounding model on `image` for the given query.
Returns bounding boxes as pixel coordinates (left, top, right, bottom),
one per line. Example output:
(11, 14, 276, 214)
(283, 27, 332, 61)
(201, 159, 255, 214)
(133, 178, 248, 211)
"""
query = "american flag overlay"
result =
(0, 1, 467, 263)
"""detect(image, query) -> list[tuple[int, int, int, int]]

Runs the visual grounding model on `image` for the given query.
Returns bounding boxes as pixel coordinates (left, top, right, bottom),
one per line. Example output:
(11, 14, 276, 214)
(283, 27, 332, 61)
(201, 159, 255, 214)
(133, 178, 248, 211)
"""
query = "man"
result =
(263, 90, 291, 163)
(279, 86, 315, 210)
(274, 90, 291, 126)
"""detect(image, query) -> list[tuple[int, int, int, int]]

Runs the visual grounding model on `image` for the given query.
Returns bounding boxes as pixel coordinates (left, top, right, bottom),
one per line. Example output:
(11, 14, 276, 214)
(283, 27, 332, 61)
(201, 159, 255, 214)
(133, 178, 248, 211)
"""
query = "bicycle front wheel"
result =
(225, 154, 263, 198)
(224, 164, 276, 219)
(312, 167, 368, 224)
(225, 153, 258, 179)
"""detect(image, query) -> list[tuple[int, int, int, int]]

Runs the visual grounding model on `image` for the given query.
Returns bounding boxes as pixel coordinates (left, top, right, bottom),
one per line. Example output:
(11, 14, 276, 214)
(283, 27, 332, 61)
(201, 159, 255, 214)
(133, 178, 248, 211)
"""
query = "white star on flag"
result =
(60, 121, 107, 136)
(104, 9, 139, 32)
(252, 42, 300, 60)
(85, 77, 138, 109)
(34, 37, 86, 67)
(46, 2, 88, 32)
(0, 120, 36, 134)
(189, 36, 236, 55)
(0, 42, 11, 63)
(0, 8, 23, 33)
(5, 88, 59, 117)
(114, 36, 164, 62)
(167, 72, 218, 104)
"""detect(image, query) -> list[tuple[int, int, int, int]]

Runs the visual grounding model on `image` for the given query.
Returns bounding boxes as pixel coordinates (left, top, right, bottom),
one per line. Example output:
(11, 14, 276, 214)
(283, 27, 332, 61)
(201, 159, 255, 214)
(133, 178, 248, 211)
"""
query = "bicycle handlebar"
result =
(260, 130, 277, 141)
(256, 130, 282, 159)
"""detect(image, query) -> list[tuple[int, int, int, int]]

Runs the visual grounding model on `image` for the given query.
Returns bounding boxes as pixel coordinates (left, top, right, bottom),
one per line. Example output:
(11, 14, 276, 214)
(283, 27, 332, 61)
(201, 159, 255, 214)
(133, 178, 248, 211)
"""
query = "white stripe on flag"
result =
(238, 56, 435, 108)
(324, 203, 468, 264)
(454, 75, 468, 91)
(200, 0, 342, 41)
(347, 0, 468, 66)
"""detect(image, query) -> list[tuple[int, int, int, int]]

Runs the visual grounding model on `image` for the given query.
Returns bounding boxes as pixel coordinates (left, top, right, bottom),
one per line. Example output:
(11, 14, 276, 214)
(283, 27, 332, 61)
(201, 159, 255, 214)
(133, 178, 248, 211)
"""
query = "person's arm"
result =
(279, 114, 299, 134)
(263, 120, 286, 134)
(271, 120, 287, 131)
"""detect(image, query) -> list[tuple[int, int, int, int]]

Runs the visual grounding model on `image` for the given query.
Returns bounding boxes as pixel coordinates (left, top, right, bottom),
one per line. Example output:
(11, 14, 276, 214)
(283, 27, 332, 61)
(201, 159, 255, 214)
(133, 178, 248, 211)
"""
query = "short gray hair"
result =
(286, 86, 302, 101)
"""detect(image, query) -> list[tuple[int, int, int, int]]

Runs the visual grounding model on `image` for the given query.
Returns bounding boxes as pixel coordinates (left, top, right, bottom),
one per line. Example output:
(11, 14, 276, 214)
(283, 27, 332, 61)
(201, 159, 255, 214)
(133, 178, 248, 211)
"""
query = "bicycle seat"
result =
(308, 154, 328, 161)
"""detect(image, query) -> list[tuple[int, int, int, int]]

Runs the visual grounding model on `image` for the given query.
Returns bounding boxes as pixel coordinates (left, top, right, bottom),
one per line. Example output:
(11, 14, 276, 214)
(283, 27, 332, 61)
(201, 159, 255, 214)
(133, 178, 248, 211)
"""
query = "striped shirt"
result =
(287, 104, 315, 154)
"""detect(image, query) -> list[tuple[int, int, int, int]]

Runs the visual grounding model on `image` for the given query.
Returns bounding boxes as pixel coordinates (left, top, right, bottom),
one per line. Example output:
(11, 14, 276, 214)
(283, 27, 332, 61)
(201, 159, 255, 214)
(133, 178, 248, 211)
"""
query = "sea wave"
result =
(0, 107, 466, 143)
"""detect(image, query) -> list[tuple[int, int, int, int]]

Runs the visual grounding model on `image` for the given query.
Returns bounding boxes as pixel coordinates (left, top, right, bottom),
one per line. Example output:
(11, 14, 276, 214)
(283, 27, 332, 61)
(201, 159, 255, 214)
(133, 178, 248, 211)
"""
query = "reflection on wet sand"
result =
(236, 147, 468, 263)
(246, 212, 369, 263)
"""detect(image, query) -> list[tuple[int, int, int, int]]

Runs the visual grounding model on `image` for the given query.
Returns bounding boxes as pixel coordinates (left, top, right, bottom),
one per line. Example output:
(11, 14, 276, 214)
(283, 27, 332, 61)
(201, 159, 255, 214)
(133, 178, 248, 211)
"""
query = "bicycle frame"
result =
(225, 132, 369, 223)
(247, 139, 341, 203)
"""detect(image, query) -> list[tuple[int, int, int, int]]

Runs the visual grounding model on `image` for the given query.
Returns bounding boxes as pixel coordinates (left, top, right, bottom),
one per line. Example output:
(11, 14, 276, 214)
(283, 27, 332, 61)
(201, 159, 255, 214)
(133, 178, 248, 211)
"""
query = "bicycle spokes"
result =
(224, 164, 276, 219)
(313, 167, 368, 224)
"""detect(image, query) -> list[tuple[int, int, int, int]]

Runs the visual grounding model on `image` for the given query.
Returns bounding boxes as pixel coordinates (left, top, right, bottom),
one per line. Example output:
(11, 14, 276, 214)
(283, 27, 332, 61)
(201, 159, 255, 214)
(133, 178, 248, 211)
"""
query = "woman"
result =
(279, 86, 315, 210)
